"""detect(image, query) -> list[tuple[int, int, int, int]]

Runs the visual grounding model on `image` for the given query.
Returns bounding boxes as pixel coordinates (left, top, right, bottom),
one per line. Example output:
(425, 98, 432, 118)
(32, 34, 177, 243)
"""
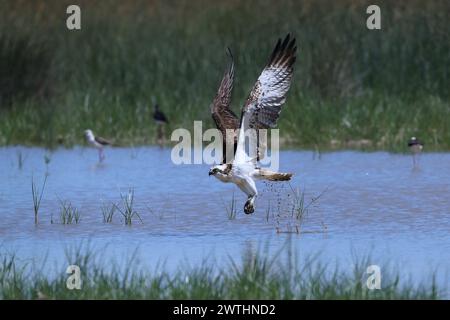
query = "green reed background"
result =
(0, 0, 449, 150)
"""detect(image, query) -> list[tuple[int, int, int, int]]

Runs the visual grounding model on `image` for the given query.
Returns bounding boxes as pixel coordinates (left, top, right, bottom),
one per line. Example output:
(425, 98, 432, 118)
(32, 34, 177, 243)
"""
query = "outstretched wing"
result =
(235, 34, 297, 165)
(211, 48, 239, 163)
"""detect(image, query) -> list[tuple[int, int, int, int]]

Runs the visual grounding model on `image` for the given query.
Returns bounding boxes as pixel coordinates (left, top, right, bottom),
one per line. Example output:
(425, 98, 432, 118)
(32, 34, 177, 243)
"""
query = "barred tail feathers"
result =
(256, 169, 293, 181)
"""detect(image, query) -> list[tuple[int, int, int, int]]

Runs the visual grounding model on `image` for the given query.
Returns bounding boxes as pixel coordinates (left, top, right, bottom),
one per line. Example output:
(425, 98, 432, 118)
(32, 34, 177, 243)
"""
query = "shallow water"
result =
(0, 146, 449, 290)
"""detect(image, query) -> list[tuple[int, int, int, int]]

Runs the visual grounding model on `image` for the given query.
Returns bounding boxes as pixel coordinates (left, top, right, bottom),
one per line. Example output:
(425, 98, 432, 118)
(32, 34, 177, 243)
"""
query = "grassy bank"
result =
(0, 243, 442, 299)
(0, 0, 449, 150)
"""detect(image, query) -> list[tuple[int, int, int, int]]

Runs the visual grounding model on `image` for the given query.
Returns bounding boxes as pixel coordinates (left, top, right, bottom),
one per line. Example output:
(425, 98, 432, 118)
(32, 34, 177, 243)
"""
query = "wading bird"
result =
(84, 129, 111, 162)
(153, 104, 168, 146)
(209, 34, 296, 214)
(408, 136, 423, 167)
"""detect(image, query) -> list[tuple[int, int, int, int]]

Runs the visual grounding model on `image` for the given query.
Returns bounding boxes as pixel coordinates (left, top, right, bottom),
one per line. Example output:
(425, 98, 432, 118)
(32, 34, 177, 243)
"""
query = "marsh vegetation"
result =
(0, 0, 448, 150)
(0, 242, 442, 299)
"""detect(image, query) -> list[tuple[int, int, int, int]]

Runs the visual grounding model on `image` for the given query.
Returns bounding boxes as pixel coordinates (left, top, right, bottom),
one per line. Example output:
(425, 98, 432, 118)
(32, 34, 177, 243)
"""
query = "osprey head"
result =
(209, 164, 231, 180)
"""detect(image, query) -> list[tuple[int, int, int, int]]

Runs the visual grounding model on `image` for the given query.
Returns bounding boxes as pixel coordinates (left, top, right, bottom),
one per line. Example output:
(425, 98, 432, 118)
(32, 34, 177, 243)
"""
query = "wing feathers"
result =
(241, 33, 297, 131)
(211, 48, 239, 163)
(95, 136, 111, 146)
(211, 49, 235, 115)
(234, 34, 297, 165)
(268, 34, 297, 68)
(210, 36, 297, 166)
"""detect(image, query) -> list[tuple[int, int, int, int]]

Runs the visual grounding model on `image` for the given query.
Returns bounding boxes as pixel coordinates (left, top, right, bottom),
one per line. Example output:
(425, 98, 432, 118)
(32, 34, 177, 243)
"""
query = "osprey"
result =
(209, 34, 296, 214)
(84, 129, 112, 162)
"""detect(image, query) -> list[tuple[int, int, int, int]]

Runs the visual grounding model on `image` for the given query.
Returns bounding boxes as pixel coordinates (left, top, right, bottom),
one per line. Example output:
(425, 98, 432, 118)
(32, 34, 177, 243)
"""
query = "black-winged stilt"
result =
(84, 129, 111, 162)
(153, 104, 168, 146)
(408, 136, 423, 167)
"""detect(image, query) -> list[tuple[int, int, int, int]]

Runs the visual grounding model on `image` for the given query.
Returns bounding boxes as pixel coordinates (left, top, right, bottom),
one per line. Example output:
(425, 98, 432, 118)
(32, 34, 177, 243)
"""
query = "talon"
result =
(244, 198, 255, 214)
(244, 205, 254, 214)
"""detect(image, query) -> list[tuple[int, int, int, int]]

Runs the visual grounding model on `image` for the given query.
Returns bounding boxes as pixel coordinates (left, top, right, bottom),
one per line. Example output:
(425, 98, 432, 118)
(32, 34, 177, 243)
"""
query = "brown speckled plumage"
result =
(211, 34, 297, 163)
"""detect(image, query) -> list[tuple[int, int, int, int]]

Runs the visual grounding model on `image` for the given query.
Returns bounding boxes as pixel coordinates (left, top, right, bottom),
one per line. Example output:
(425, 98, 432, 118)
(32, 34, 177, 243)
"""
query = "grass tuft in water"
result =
(115, 189, 143, 225)
(222, 191, 237, 220)
(31, 175, 47, 225)
(101, 202, 116, 223)
(289, 185, 328, 222)
(266, 183, 328, 234)
(43, 152, 51, 175)
(16, 150, 25, 170)
(58, 200, 81, 224)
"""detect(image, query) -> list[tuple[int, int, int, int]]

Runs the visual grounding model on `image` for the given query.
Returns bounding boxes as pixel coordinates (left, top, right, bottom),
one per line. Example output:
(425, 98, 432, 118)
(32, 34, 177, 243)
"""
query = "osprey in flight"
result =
(209, 34, 297, 214)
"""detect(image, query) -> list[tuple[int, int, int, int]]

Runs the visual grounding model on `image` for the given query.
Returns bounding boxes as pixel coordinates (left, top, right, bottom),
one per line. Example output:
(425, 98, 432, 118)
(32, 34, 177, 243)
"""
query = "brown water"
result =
(0, 146, 449, 288)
